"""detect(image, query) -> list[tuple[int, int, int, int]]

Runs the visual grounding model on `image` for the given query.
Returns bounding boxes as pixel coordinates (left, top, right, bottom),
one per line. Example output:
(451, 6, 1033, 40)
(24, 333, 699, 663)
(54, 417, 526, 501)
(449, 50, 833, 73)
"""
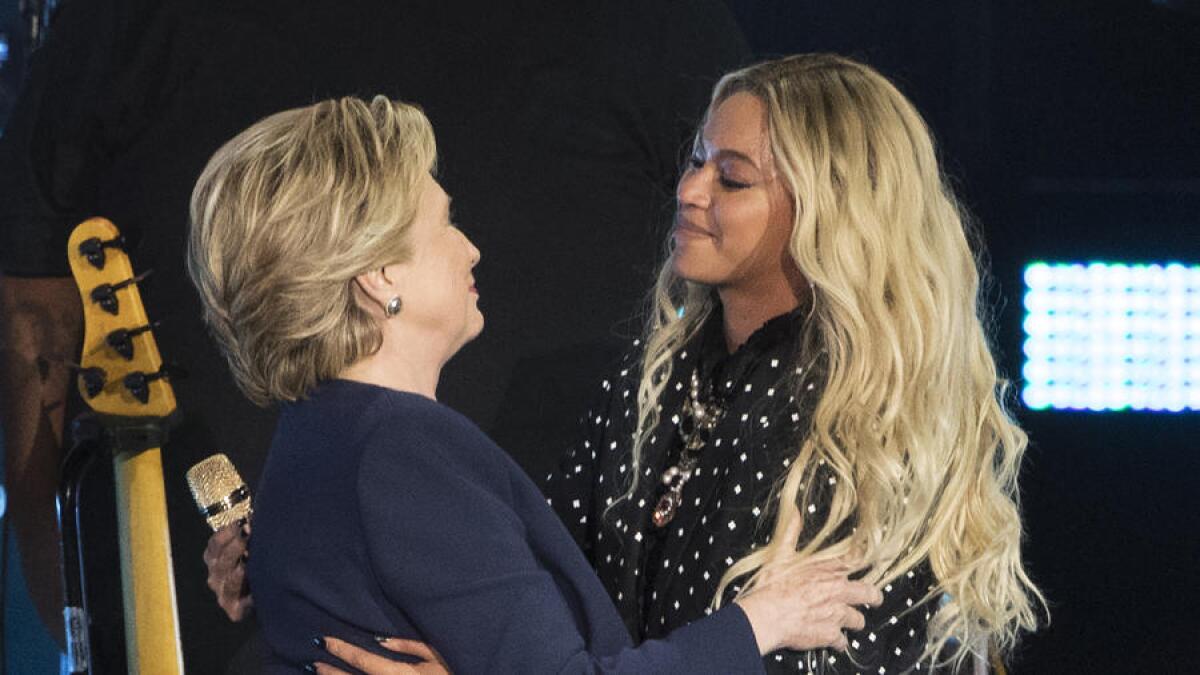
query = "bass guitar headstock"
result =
(67, 218, 177, 418)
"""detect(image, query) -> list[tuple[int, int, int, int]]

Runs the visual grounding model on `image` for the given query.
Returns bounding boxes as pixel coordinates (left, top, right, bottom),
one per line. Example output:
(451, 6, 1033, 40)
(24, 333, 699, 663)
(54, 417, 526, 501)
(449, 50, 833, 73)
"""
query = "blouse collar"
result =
(692, 303, 807, 402)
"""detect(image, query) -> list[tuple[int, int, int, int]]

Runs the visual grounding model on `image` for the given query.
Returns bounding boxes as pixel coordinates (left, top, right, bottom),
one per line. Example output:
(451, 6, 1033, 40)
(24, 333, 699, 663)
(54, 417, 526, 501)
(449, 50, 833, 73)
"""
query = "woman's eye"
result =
(687, 155, 750, 189)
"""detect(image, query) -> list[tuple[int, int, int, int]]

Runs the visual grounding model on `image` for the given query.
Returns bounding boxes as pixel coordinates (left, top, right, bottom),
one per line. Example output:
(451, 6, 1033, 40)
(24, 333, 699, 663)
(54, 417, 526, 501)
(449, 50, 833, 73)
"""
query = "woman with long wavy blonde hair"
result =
(544, 53, 1044, 673)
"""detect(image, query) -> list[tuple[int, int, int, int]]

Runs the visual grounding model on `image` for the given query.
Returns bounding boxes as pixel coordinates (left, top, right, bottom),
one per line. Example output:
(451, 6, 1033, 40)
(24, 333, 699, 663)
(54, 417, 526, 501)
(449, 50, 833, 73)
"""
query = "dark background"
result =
(2, 0, 1197, 672)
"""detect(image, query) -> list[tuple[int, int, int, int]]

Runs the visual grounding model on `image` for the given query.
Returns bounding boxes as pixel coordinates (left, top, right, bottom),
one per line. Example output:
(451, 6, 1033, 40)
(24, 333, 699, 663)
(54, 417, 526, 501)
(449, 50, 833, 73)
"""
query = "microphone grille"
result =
(186, 453, 252, 532)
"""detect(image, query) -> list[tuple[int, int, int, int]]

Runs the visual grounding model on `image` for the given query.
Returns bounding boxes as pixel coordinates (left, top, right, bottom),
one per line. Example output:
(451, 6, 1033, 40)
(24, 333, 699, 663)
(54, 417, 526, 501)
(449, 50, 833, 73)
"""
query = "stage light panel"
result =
(1021, 262, 1200, 412)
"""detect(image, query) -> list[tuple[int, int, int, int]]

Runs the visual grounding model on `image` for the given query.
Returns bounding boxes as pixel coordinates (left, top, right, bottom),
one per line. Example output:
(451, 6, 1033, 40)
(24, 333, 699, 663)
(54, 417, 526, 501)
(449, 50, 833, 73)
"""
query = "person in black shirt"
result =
(0, 1, 749, 671)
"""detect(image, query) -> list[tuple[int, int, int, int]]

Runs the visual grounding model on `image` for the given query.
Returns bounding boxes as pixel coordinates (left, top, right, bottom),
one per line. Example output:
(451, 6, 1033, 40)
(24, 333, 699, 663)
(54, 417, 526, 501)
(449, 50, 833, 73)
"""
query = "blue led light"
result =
(1021, 261, 1200, 412)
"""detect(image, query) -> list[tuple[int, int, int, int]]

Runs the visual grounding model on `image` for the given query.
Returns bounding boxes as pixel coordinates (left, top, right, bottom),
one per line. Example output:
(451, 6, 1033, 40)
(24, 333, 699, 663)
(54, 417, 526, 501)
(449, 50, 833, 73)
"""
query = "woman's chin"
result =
(671, 254, 719, 286)
(467, 311, 485, 340)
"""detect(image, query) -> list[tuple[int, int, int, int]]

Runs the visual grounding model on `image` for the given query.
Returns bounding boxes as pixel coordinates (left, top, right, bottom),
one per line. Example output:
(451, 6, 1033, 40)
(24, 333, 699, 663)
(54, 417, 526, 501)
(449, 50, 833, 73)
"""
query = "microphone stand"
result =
(56, 415, 104, 675)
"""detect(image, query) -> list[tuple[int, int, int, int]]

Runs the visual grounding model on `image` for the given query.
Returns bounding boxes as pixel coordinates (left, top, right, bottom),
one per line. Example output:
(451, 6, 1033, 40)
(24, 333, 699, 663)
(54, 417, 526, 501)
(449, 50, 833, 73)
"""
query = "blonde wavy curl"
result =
(624, 54, 1045, 668)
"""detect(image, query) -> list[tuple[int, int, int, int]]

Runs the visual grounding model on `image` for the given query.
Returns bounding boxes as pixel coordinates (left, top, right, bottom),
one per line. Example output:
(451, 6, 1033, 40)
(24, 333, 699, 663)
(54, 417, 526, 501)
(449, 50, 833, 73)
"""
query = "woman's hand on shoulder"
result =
(312, 637, 450, 675)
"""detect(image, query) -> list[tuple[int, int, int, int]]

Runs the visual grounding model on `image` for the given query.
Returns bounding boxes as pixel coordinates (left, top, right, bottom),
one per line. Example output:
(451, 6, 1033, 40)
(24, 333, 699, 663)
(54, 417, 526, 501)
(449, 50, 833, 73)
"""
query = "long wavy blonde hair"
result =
(627, 54, 1043, 666)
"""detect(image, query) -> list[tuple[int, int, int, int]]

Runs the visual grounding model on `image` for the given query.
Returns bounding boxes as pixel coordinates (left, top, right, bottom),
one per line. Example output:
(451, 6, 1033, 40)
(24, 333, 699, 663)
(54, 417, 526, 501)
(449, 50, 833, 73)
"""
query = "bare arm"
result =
(0, 274, 83, 644)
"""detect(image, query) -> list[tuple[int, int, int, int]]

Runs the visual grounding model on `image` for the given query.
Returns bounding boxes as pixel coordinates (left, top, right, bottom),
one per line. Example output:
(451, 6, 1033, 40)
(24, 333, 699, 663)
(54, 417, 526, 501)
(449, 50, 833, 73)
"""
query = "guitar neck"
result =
(113, 447, 184, 675)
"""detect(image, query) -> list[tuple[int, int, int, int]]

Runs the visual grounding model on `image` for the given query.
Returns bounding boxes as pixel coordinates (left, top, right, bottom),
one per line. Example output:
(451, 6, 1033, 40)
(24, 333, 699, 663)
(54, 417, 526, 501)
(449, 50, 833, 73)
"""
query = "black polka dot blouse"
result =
(544, 308, 940, 674)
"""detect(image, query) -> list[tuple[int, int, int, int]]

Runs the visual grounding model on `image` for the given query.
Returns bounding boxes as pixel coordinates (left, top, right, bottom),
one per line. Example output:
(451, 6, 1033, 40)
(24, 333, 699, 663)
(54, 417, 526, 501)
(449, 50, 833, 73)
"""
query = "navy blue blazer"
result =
(248, 379, 764, 673)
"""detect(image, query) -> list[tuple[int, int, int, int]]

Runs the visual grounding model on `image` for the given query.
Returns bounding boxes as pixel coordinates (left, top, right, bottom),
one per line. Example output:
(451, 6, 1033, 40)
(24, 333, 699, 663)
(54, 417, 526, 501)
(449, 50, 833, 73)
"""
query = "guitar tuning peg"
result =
(123, 371, 151, 404)
(52, 360, 107, 398)
(89, 270, 152, 316)
(106, 329, 134, 360)
(78, 367, 107, 398)
(105, 322, 159, 360)
(77, 235, 126, 269)
(90, 284, 119, 315)
(122, 362, 178, 404)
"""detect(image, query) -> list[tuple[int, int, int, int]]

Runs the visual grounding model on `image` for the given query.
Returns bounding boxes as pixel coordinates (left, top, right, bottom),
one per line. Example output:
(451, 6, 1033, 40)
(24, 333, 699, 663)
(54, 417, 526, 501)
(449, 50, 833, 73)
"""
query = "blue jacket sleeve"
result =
(356, 412, 763, 675)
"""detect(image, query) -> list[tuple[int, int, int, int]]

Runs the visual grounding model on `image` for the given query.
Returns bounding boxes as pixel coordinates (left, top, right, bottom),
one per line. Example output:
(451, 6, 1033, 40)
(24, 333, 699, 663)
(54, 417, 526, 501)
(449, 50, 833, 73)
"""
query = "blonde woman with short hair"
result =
(188, 95, 883, 674)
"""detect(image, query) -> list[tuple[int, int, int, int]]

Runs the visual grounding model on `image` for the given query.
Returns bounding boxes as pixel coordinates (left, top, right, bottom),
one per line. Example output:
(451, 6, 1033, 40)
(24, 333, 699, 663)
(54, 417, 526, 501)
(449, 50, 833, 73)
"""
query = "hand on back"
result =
(734, 518, 882, 655)
(312, 637, 450, 675)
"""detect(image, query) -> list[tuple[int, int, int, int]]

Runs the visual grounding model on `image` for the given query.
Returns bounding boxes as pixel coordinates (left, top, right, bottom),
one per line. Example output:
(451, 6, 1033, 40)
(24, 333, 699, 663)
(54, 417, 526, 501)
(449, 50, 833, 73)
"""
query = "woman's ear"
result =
(353, 265, 404, 316)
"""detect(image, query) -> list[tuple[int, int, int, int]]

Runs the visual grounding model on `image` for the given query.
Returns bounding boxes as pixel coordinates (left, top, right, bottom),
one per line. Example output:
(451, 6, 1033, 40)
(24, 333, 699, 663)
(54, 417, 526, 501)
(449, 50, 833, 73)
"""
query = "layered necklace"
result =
(651, 367, 725, 528)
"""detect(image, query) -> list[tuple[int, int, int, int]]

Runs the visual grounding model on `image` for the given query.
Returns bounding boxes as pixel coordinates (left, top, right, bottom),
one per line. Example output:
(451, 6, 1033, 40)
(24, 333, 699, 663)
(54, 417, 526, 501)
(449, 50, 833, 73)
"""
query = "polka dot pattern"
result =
(543, 311, 938, 672)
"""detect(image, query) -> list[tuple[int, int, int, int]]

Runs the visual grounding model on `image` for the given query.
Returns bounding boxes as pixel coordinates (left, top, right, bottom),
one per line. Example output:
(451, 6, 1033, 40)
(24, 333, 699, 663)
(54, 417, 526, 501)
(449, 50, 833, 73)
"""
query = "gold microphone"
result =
(186, 454, 252, 531)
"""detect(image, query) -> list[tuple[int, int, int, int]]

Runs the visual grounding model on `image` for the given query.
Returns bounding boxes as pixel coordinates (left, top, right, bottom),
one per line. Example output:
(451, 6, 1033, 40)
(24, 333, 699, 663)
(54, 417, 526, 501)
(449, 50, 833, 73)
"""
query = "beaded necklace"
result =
(651, 367, 725, 527)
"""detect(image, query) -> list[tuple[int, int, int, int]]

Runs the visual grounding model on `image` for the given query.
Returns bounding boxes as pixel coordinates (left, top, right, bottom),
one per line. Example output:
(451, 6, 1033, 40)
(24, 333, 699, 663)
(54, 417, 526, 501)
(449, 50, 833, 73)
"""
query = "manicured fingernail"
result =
(311, 636, 326, 650)
(373, 635, 388, 644)
(303, 663, 316, 673)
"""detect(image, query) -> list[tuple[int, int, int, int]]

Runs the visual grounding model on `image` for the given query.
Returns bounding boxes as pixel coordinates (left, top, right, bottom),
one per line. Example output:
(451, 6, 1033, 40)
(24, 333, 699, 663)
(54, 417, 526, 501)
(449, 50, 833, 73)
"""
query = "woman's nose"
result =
(676, 166, 712, 210)
(464, 233, 481, 267)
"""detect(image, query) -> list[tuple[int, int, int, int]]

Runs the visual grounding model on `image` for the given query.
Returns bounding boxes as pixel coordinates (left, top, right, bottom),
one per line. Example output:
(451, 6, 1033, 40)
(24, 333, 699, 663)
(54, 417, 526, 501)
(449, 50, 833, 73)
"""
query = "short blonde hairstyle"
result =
(188, 96, 436, 406)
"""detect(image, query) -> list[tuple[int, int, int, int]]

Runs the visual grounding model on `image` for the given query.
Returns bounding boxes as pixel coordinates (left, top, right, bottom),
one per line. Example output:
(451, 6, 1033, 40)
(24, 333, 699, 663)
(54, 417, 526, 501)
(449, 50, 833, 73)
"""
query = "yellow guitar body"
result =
(67, 218, 184, 675)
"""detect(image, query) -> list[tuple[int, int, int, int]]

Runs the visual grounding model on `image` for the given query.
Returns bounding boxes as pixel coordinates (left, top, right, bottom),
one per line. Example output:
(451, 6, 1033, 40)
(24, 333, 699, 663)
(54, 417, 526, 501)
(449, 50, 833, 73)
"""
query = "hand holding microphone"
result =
(187, 454, 255, 622)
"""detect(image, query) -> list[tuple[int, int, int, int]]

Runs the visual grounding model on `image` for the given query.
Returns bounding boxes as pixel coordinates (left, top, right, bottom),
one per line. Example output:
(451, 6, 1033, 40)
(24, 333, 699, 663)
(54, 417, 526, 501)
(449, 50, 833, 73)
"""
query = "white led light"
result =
(1022, 261, 1200, 412)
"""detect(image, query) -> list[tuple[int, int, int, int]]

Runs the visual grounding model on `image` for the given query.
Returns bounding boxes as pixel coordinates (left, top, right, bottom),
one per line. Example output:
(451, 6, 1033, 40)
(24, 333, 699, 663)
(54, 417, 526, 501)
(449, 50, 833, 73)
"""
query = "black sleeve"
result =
(542, 374, 619, 564)
(0, 0, 178, 275)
